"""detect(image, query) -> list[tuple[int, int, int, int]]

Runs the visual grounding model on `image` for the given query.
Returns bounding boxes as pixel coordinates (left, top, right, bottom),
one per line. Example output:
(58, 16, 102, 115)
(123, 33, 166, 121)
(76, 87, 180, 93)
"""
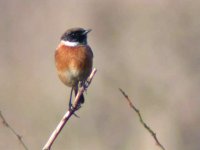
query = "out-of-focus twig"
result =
(119, 88, 166, 150)
(0, 111, 28, 150)
(43, 68, 97, 150)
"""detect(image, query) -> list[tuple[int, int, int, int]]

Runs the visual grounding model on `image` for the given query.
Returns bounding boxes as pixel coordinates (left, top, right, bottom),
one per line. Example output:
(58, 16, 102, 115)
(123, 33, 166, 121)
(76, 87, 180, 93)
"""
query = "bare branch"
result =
(0, 111, 28, 150)
(43, 68, 97, 150)
(119, 88, 166, 150)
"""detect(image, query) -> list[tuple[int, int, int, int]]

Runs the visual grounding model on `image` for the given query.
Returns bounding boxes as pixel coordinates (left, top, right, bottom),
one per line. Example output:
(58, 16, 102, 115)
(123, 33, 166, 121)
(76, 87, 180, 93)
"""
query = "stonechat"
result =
(55, 28, 93, 108)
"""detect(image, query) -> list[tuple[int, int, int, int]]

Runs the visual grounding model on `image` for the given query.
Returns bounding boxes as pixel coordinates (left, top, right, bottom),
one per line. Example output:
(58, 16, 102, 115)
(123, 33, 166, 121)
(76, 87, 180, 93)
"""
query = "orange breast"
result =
(55, 43, 93, 87)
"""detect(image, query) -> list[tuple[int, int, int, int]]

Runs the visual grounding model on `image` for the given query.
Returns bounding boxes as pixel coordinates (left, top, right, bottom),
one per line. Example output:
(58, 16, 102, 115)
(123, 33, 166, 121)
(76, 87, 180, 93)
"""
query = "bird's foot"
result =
(68, 103, 81, 118)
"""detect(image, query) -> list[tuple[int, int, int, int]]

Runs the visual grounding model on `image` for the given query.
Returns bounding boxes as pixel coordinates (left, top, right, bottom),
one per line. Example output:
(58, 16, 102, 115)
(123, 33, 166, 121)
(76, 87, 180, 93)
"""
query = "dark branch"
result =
(0, 111, 28, 150)
(119, 88, 166, 150)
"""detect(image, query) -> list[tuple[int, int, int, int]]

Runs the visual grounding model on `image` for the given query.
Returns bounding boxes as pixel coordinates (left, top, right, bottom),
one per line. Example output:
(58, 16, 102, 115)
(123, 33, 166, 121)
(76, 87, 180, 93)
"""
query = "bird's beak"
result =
(83, 29, 92, 35)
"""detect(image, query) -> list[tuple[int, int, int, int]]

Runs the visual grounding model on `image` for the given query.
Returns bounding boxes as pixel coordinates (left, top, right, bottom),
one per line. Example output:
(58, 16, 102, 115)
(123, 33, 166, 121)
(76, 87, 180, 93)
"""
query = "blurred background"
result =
(0, 0, 200, 150)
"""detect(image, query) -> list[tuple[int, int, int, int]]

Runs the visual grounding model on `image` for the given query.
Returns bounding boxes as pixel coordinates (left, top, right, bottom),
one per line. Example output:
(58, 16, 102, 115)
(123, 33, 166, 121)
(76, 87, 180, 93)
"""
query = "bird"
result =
(55, 27, 93, 109)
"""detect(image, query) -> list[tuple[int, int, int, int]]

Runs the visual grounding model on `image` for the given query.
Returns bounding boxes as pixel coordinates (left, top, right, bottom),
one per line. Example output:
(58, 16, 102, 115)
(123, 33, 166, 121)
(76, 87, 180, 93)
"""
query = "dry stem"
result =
(119, 88, 166, 150)
(43, 68, 97, 150)
(0, 111, 28, 150)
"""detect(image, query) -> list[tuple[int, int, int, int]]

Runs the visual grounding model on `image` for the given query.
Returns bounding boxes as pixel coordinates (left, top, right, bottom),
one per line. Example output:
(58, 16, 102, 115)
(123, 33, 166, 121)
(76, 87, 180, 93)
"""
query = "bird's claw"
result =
(68, 103, 81, 118)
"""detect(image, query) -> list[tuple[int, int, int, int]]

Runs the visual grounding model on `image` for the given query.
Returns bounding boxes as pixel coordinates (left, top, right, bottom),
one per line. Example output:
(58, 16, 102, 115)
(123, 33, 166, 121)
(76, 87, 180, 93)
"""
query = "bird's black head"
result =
(61, 28, 91, 45)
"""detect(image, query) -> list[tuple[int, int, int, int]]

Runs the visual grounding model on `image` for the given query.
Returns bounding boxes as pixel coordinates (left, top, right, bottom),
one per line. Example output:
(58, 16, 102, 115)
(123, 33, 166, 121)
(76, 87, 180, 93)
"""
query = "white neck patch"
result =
(61, 40, 79, 47)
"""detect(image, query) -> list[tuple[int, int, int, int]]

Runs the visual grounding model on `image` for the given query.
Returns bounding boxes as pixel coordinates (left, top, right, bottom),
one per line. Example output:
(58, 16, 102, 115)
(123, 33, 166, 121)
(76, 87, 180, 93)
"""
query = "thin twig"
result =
(0, 111, 28, 150)
(119, 88, 166, 150)
(43, 68, 97, 150)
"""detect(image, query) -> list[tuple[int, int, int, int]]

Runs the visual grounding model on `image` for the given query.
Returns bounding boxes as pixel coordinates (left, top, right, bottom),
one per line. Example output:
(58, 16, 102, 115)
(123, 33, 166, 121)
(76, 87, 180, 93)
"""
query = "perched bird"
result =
(55, 28, 93, 108)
